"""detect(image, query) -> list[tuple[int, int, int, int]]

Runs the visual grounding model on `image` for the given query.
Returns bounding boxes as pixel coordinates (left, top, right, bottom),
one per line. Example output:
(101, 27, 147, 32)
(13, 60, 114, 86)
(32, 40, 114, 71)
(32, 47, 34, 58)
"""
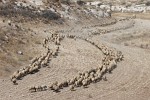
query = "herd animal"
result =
(27, 33, 123, 93)
(11, 32, 124, 93)
(10, 46, 59, 84)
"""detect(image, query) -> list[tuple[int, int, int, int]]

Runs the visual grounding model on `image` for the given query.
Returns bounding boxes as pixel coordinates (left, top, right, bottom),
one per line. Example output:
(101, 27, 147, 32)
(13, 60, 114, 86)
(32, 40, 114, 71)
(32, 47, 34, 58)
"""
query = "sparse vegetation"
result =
(0, 0, 150, 100)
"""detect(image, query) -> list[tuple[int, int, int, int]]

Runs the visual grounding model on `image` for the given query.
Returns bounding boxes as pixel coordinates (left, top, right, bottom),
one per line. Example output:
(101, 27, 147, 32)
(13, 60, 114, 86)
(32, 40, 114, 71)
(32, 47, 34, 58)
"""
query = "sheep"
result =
(78, 72, 83, 76)
(29, 65, 39, 73)
(89, 71, 95, 77)
(41, 85, 47, 91)
(59, 34, 65, 39)
(12, 70, 19, 77)
(98, 65, 103, 70)
(76, 36, 81, 39)
(102, 61, 107, 66)
(46, 49, 51, 56)
(55, 37, 60, 45)
(10, 75, 14, 81)
(83, 71, 89, 78)
(106, 9, 112, 18)
(84, 38, 89, 42)
(56, 46, 59, 52)
(90, 41, 95, 45)
(52, 47, 59, 57)
(19, 68, 25, 72)
(47, 53, 52, 60)
(44, 56, 50, 63)
(51, 85, 60, 92)
(93, 75, 99, 82)
(49, 84, 53, 90)
(34, 65, 40, 70)
(31, 61, 39, 67)
(39, 55, 47, 61)
(70, 85, 75, 91)
(91, 77, 96, 83)
(47, 0, 62, 7)
(52, 81, 58, 86)
(41, 60, 48, 67)
(11, 78, 17, 85)
(78, 74, 84, 79)
(103, 50, 109, 55)
(38, 57, 43, 64)
(97, 72, 102, 79)
(102, 76, 107, 81)
(87, 77, 92, 83)
(43, 39, 46, 45)
(67, 34, 71, 38)
(106, 61, 110, 65)
(68, 78, 76, 85)
(49, 83, 56, 90)
(119, 54, 124, 61)
(82, 79, 88, 87)
(57, 83, 64, 89)
(36, 86, 43, 92)
(88, 68, 95, 73)
(10, 76, 16, 84)
(75, 81, 81, 87)
(43, 38, 48, 44)
(36, 85, 47, 92)
(69, 35, 75, 39)
(19, 70, 26, 77)
(29, 86, 36, 92)
(107, 60, 117, 73)
(77, 77, 84, 83)
(94, 72, 99, 77)
(101, 66, 107, 74)
(52, 51, 57, 57)
(61, 81, 68, 87)
(24, 67, 30, 74)
(8, 20, 11, 26)
(43, 44, 47, 48)
(15, 72, 22, 79)
(9, 29, 125, 91)
(96, 69, 101, 74)
(31, 57, 39, 64)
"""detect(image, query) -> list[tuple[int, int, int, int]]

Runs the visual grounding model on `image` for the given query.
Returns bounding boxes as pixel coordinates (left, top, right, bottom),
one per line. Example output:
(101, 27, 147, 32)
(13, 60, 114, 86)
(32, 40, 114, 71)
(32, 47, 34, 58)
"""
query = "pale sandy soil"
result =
(0, 1, 150, 100)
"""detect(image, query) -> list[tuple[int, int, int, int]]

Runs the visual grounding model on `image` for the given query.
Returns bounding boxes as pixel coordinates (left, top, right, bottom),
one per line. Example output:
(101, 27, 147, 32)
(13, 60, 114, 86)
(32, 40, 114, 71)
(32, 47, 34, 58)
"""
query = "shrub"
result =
(146, 1, 150, 6)
(77, 0, 86, 6)
(61, 0, 71, 5)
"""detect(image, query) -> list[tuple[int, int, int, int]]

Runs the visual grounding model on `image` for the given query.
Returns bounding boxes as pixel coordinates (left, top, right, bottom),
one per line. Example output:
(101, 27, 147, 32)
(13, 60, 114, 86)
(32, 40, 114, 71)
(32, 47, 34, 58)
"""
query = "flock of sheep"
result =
(88, 17, 135, 38)
(26, 33, 124, 93)
(10, 35, 60, 85)
(8, 1, 127, 92)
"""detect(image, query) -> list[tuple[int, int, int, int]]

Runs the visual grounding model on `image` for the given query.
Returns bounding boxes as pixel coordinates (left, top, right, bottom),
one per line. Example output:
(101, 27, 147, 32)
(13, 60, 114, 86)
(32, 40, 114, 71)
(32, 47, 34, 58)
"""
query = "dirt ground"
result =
(0, 1, 150, 100)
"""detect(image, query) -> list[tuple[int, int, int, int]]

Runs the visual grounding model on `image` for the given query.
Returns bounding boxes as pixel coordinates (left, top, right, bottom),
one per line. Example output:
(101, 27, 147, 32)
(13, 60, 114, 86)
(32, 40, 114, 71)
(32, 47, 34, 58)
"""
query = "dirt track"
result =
(0, 2, 150, 100)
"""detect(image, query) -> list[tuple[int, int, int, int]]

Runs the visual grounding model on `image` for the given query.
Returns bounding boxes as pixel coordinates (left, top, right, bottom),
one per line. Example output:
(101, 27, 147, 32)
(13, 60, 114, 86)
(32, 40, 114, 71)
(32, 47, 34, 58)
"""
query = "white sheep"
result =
(70, 85, 75, 91)
(11, 70, 19, 79)
(11, 78, 17, 85)
(101, 66, 107, 74)
(82, 79, 88, 87)
(68, 78, 76, 85)
(31, 57, 39, 64)
(107, 60, 117, 73)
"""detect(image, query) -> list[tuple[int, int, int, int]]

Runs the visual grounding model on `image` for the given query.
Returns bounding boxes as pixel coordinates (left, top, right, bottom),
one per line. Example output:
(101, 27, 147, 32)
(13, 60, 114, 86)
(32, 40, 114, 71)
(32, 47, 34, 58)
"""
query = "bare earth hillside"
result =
(0, 0, 150, 100)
